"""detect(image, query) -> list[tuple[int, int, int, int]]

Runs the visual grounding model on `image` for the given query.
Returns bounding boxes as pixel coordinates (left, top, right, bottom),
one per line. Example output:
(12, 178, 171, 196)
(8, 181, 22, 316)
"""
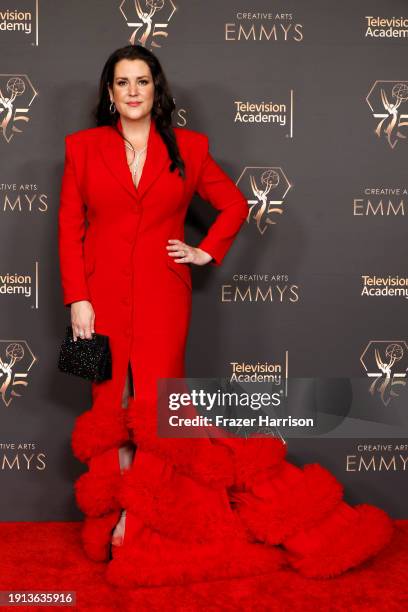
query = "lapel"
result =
(99, 115, 169, 201)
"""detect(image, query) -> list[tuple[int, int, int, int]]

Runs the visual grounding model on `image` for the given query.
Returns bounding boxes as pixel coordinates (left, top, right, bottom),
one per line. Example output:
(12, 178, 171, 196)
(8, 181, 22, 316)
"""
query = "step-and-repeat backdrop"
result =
(1, 0, 407, 520)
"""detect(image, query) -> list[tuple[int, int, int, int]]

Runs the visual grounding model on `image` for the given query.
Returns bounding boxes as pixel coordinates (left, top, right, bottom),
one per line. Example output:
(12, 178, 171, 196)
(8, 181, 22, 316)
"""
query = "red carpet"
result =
(0, 520, 407, 611)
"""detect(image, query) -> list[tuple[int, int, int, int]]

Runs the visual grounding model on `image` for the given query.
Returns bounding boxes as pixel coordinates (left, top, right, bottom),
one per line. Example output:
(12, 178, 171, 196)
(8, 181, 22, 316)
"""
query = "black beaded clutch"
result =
(58, 325, 112, 383)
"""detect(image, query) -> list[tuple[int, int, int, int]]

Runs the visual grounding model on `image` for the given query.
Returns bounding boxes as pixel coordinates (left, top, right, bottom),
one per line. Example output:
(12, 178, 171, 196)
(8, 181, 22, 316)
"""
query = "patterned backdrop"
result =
(0, 0, 407, 520)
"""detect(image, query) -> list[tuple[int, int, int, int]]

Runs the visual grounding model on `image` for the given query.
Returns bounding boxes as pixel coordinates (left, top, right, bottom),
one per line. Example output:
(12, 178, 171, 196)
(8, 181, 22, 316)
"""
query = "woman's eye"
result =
(117, 79, 148, 86)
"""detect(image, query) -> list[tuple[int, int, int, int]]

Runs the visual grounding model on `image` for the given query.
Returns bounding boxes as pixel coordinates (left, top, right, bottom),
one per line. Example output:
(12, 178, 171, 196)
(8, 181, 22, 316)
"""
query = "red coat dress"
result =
(58, 117, 393, 588)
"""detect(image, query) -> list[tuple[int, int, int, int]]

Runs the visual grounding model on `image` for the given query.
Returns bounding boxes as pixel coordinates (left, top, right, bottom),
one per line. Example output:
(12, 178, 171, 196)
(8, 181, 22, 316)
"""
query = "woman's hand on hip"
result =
(167, 239, 213, 266)
(70, 300, 95, 341)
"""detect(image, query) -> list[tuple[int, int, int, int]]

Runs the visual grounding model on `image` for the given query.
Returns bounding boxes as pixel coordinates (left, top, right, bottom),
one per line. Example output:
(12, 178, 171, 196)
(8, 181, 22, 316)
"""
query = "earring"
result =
(109, 101, 116, 114)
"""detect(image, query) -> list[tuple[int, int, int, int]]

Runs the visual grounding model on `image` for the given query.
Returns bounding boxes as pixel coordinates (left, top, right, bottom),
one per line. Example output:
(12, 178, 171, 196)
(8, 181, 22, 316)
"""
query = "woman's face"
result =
(108, 58, 155, 122)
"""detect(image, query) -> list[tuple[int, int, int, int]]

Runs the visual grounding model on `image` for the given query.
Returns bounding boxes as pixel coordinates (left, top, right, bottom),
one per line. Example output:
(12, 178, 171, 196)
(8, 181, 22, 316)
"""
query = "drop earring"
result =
(109, 100, 116, 114)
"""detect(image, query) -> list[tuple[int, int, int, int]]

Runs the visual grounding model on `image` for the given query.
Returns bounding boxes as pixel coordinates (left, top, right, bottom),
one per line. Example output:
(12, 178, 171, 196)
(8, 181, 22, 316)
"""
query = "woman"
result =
(58, 44, 393, 588)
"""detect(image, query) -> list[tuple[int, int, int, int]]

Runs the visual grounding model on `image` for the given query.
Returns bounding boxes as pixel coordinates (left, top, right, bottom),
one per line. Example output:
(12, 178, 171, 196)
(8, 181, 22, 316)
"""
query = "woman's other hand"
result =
(70, 300, 95, 341)
(166, 239, 213, 266)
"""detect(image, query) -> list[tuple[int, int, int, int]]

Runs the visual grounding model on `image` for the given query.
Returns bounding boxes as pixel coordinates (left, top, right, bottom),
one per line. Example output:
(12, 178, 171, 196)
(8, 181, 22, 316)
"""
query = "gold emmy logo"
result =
(360, 341, 408, 406)
(119, 0, 177, 49)
(0, 74, 38, 143)
(0, 340, 36, 407)
(366, 81, 408, 149)
(236, 166, 292, 234)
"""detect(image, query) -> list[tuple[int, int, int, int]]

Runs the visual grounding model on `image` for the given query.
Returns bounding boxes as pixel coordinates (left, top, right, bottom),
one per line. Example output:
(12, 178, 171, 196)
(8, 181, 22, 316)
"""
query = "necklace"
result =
(124, 141, 147, 183)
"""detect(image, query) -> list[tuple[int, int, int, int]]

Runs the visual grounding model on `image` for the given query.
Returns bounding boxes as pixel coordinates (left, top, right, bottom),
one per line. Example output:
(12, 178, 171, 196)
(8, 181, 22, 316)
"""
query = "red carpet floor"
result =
(0, 520, 407, 611)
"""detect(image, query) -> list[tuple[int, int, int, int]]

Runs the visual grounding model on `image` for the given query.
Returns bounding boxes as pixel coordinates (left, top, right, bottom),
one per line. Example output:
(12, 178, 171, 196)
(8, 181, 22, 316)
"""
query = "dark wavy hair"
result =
(93, 44, 185, 179)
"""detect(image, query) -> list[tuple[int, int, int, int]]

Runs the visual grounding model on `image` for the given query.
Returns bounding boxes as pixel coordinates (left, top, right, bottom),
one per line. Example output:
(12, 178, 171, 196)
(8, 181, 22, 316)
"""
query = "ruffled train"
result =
(71, 396, 394, 588)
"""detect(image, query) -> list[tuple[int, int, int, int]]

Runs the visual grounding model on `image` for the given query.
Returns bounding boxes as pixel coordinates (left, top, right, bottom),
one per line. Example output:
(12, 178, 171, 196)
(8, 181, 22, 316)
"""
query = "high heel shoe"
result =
(111, 509, 127, 547)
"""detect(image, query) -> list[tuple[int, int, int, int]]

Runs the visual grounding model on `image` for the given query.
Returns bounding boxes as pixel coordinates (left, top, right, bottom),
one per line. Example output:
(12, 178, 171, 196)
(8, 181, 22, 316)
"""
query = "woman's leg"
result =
(118, 363, 135, 471)
(111, 363, 136, 545)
